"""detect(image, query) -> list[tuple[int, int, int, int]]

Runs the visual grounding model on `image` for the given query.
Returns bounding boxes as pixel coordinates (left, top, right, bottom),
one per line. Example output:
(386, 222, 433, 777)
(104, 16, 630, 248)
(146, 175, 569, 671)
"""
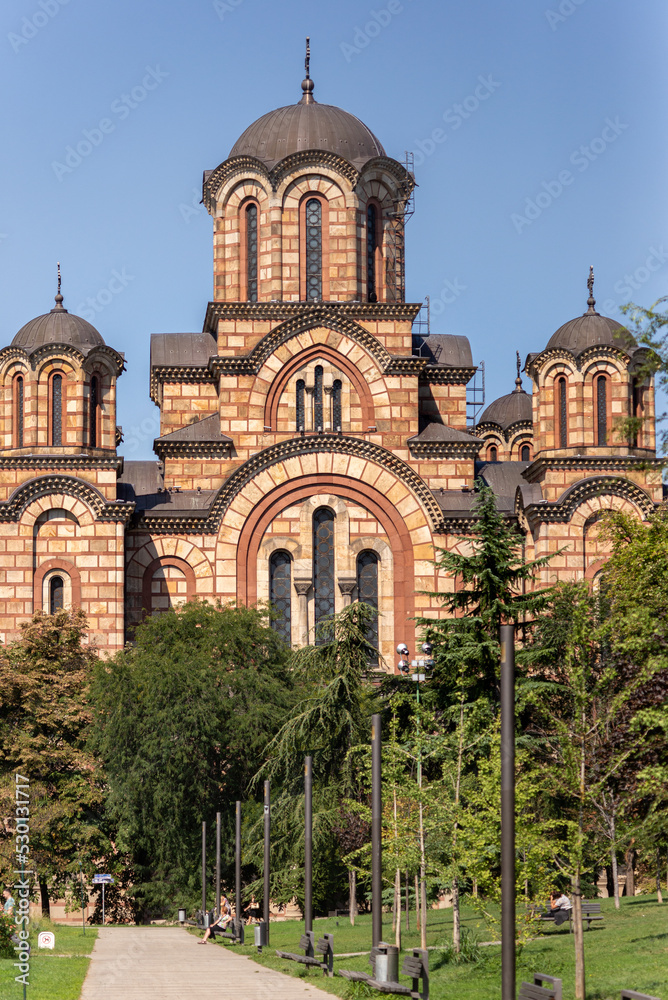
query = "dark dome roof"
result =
(229, 80, 385, 168)
(12, 295, 105, 354)
(546, 310, 636, 354)
(478, 388, 532, 430)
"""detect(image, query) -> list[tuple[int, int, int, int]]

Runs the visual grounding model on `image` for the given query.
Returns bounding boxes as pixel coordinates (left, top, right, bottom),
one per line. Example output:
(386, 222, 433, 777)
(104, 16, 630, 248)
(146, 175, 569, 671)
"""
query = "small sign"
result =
(92, 874, 114, 885)
(38, 932, 55, 949)
(411, 673, 426, 682)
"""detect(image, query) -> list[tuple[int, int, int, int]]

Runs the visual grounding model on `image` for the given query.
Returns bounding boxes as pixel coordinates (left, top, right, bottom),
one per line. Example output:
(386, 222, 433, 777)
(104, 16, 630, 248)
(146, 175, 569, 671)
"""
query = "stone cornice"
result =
(203, 300, 422, 330)
(526, 343, 636, 380)
(420, 365, 477, 386)
(149, 366, 216, 402)
(474, 419, 533, 444)
(0, 475, 134, 523)
(0, 342, 125, 375)
(408, 440, 482, 459)
(522, 453, 659, 483)
(153, 440, 233, 461)
(137, 434, 443, 534)
(518, 475, 656, 527)
(0, 453, 123, 471)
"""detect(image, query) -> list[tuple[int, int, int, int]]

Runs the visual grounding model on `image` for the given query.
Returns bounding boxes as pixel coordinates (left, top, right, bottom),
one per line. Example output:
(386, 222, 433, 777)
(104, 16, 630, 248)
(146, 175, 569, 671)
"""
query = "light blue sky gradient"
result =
(1, 0, 666, 459)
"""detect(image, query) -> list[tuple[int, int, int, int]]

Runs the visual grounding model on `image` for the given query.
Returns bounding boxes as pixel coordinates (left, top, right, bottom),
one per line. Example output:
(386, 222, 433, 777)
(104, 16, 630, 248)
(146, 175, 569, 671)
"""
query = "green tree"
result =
(0, 609, 105, 916)
(616, 297, 666, 451)
(92, 599, 294, 917)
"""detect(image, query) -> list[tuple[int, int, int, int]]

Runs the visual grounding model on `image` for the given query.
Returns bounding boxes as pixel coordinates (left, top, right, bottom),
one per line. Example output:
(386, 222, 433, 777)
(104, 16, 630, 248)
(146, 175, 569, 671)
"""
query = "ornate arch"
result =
(0, 475, 133, 523)
(141, 556, 197, 615)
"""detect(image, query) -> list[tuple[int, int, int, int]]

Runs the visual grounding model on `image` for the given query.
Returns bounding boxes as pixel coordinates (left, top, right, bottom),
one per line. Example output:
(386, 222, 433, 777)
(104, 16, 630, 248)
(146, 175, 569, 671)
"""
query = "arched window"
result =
(89, 375, 99, 448)
(332, 379, 342, 432)
(357, 550, 379, 652)
(246, 203, 258, 302)
(631, 378, 643, 447)
(50, 373, 63, 446)
(367, 203, 378, 302)
(313, 366, 323, 432)
(14, 375, 24, 448)
(520, 444, 531, 462)
(49, 575, 64, 614)
(305, 198, 322, 301)
(596, 375, 608, 446)
(269, 550, 292, 645)
(313, 507, 335, 640)
(488, 445, 497, 462)
(557, 376, 568, 448)
(296, 379, 305, 432)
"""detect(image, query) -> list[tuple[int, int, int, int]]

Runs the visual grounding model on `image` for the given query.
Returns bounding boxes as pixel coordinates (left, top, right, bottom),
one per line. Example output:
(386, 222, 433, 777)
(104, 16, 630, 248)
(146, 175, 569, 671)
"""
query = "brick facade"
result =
(0, 78, 660, 663)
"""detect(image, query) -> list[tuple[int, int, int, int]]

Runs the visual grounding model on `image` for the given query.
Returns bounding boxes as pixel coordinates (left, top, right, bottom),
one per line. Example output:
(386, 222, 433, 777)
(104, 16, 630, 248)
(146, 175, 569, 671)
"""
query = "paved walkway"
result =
(79, 926, 334, 999)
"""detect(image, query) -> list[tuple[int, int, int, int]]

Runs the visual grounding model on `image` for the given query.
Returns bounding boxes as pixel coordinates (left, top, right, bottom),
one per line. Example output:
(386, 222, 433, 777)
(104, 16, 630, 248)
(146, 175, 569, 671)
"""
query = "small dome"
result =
(478, 389, 532, 430)
(229, 77, 385, 168)
(546, 312, 636, 355)
(12, 295, 104, 354)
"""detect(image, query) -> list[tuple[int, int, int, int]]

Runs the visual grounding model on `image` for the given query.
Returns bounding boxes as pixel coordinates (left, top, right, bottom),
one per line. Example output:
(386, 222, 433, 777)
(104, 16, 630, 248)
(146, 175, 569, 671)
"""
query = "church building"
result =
(0, 59, 660, 663)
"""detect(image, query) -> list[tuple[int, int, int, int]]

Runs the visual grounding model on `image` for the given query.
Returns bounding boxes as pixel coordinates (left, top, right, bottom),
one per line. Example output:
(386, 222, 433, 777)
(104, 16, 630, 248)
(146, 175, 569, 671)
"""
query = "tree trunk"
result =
(394, 869, 401, 949)
(624, 847, 636, 897)
(604, 864, 614, 899)
(472, 878, 478, 898)
(610, 812, 620, 910)
(349, 870, 356, 926)
(39, 879, 50, 919)
(452, 877, 460, 954)
(405, 872, 410, 931)
(415, 874, 420, 931)
(572, 871, 586, 1000)
(656, 849, 663, 904)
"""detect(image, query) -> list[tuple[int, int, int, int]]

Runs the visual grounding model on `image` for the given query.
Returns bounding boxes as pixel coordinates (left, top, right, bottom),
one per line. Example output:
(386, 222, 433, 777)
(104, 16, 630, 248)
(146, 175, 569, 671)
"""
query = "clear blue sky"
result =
(1, 0, 666, 459)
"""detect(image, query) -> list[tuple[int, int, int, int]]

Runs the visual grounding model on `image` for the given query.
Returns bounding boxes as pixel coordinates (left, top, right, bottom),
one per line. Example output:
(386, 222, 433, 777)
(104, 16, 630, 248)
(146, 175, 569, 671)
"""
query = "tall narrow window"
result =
(313, 507, 335, 640)
(296, 379, 305, 431)
(558, 377, 568, 448)
(332, 379, 342, 432)
(51, 373, 63, 447)
(49, 575, 64, 614)
(631, 378, 643, 447)
(596, 375, 607, 446)
(89, 375, 99, 448)
(246, 203, 258, 302)
(305, 198, 322, 301)
(269, 550, 292, 645)
(313, 366, 323, 431)
(367, 204, 378, 302)
(357, 550, 379, 653)
(14, 376, 24, 448)
(488, 445, 497, 462)
(520, 444, 531, 462)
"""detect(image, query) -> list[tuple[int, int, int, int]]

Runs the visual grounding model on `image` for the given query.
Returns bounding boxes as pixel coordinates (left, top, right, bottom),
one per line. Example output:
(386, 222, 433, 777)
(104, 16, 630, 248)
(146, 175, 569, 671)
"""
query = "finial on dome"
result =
(300, 36, 315, 104)
(586, 264, 597, 314)
(52, 261, 66, 312)
(514, 349, 524, 392)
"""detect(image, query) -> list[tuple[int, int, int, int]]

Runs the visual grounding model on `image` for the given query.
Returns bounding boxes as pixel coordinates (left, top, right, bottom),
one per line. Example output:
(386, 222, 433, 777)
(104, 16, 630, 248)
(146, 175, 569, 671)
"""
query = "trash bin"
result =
(375, 942, 399, 983)
(178, 909, 186, 924)
(254, 921, 267, 952)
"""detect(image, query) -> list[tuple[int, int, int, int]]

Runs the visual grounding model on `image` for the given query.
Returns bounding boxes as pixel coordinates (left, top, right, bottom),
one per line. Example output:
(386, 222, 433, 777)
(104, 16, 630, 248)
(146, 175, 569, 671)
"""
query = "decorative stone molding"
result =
(526, 343, 637, 381)
(0, 475, 134, 524)
(149, 366, 216, 403)
(203, 300, 421, 330)
(138, 434, 444, 534)
(293, 579, 312, 596)
(0, 454, 123, 471)
(408, 439, 481, 460)
(522, 454, 660, 483)
(474, 419, 533, 444)
(517, 475, 656, 527)
(420, 365, 477, 386)
(0, 341, 124, 375)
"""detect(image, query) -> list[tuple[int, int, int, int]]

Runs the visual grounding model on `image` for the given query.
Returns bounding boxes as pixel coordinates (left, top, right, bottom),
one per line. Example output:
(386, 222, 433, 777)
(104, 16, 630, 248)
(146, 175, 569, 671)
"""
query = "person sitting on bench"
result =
(198, 898, 232, 944)
(549, 890, 572, 925)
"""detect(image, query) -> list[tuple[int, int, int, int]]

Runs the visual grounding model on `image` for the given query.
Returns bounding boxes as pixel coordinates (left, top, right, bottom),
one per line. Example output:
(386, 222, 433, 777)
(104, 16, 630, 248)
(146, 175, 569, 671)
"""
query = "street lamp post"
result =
(397, 641, 434, 951)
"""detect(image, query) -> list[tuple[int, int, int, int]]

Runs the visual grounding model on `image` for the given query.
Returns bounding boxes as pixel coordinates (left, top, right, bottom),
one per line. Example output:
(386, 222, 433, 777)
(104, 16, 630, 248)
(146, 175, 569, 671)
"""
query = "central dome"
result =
(229, 78, 385, 169)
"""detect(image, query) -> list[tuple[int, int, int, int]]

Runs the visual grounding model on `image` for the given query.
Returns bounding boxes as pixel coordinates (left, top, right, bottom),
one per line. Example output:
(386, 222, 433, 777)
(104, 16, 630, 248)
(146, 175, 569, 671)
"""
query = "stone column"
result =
(338, 578, 357, 607)
(293, 579, 311, 646)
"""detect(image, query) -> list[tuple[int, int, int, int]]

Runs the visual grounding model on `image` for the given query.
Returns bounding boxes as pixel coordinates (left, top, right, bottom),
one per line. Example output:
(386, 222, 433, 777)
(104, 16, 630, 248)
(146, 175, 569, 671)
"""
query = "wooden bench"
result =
(518, 974, 563, 1000)
(538, 900, 604, 931)
(621, 991, 662, 1000)
(579, 901, 604, 929)
(339, 948, 429, 999)
(276, 931, 334, 977)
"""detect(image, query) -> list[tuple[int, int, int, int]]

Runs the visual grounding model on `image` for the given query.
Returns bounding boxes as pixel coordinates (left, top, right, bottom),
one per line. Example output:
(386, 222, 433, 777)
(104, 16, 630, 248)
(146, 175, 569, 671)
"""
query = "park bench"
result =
(620, 991, 662, 1000)
(538, 900, 604, 931)
(339, 947, 429, 999)
(518, 974, 563, 1000)
(276, 930, 334, 977)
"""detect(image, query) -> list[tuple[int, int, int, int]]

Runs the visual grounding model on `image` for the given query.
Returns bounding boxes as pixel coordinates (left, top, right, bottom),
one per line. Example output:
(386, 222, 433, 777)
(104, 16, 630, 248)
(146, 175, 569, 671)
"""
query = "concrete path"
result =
(79, 926, 335, 999)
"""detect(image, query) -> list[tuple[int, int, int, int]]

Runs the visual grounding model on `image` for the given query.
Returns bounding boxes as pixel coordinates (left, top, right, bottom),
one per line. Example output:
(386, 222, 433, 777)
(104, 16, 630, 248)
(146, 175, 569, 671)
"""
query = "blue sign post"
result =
(92, 874, 114, 926)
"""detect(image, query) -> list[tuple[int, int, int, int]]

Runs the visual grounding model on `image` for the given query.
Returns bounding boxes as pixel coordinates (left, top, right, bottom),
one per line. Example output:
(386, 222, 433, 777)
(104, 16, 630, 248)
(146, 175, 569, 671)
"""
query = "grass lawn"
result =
(192, 895, 667, 1000)
(0, 920, 97, 1000)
